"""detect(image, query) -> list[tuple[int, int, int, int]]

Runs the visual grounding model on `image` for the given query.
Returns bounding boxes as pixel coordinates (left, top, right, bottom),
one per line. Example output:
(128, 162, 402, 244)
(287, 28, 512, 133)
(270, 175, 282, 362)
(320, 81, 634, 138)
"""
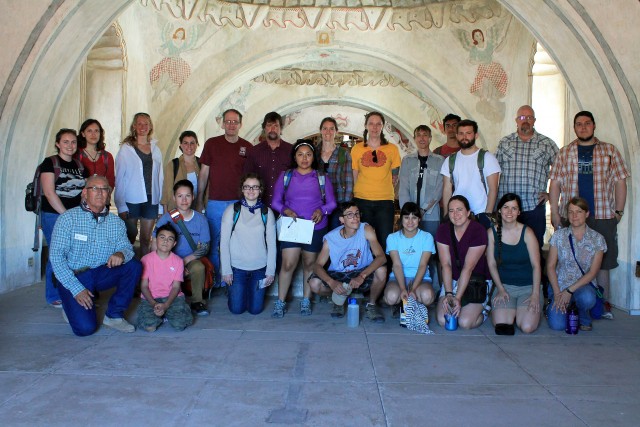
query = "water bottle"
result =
(565, 301, 579, 335)
(445, 299, 458, 331)
(347, 298, 359, 328)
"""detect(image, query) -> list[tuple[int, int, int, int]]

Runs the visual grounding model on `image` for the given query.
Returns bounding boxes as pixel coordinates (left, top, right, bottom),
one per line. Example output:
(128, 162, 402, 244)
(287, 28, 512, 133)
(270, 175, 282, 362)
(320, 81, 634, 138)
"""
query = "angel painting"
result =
(455, 18, 511, 121)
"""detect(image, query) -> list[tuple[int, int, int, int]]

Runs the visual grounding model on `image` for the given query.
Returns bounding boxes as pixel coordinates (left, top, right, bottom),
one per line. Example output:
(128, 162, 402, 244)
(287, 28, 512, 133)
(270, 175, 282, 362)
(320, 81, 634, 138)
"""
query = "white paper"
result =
(276, 217, 315, 244)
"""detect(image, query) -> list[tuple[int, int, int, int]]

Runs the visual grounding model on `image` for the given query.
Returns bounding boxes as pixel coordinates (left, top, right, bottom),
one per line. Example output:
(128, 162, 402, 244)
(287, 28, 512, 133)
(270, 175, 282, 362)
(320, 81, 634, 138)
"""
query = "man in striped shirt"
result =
(549, 111, 630, 318)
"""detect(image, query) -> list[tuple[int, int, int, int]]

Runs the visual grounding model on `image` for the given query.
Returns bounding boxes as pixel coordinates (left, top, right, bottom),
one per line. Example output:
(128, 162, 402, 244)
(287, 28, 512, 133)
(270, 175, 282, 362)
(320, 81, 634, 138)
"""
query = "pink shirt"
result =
(141, 251, 184, 299)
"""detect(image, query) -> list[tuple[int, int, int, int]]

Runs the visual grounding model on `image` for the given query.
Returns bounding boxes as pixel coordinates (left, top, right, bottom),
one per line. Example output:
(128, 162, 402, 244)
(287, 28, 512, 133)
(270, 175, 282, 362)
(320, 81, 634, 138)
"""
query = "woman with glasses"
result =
(75, 119, 115, 189)
(115, 112, 163, 257)
(220, 173, 276, 314)
(161, 130, 201, 212)
(316, 117, 353, 230)
(40, 128, 88, 307)
(351, 111, 401, 254)
(271, 139, 337, 317)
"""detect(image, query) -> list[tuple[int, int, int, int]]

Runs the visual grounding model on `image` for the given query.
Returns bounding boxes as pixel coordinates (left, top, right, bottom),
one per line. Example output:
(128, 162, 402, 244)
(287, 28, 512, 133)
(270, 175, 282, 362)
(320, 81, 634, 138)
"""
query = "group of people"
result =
(43, 105, 628, 337)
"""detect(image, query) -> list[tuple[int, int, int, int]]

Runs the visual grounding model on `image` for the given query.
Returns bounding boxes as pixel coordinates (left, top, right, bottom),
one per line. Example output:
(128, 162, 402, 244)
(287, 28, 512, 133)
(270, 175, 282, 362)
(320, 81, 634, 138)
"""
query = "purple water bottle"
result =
(565, 302, 579, 335)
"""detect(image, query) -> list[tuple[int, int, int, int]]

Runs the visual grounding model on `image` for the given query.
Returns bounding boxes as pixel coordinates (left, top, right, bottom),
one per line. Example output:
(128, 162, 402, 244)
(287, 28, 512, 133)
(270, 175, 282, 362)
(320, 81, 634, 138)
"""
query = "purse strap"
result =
(568, 233, 599, 294)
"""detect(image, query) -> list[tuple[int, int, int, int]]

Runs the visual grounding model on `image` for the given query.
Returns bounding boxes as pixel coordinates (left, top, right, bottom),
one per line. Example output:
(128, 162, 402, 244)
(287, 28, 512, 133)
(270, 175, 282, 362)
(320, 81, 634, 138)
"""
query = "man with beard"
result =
(433, 113, 461, 158)
(496, 105, 559, 249)
(549, 111, 629, 319)
(197, 109, 252, 287)
(243, 112, 293, 206)
(440, 119, 501, 229)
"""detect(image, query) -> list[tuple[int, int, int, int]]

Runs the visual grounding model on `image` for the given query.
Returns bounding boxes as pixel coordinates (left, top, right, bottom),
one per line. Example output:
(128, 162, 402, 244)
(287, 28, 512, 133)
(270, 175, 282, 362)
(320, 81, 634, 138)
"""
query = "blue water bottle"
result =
(347, 298, 359, 328)
(445, 299, 458, 331)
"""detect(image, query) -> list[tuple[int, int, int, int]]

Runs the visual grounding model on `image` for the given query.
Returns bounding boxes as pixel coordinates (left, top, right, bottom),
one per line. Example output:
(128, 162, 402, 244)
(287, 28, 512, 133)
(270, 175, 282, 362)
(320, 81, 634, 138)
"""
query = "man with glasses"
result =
(496, 105, 559, 249)
(433, 113, 462, 158)
(243, 111, 293, 206)
(308, 202, 388, 321)
(50, 175, 142, 336)
(197, 109, 251, 287)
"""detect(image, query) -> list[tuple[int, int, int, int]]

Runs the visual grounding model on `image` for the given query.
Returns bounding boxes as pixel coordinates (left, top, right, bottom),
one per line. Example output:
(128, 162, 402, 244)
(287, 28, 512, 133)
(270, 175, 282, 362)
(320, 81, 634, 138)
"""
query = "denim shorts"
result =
(280, 227, 327, 253)
(126, 200, 159, 220)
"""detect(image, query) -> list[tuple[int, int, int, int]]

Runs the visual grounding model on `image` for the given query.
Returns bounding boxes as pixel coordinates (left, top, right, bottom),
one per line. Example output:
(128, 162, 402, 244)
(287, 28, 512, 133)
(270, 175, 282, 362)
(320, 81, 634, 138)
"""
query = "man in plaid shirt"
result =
(496, 105, 559, 249)
(50, 175, 142, 336)
(549, 111, 630, 318)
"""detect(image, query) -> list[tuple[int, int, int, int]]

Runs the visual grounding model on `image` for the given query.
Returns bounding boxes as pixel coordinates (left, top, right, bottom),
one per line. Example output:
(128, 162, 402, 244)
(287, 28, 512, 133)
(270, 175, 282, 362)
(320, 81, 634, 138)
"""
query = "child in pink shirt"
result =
(137, 224, 193, 331)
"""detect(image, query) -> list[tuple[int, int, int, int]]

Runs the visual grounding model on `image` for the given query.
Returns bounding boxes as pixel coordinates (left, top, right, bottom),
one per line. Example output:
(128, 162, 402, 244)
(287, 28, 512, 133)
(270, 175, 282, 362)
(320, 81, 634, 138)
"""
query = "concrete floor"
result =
(1, 283, 639, 427)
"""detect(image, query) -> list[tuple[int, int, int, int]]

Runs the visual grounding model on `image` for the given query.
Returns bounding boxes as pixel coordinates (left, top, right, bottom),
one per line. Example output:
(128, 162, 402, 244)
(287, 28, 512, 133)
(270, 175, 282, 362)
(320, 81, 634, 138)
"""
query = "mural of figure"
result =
(456, 19, 511, 121)
(150, 23, 211, 102)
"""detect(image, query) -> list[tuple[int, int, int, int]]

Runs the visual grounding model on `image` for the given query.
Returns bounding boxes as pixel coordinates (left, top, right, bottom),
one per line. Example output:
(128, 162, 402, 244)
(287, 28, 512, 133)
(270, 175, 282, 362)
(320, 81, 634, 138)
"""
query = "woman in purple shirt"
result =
(271, 140, 337, 317)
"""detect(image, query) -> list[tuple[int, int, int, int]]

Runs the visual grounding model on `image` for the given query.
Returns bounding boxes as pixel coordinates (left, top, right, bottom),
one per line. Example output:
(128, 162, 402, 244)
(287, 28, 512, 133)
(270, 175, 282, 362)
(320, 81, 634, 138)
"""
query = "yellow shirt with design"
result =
(352, 142, 401, 201)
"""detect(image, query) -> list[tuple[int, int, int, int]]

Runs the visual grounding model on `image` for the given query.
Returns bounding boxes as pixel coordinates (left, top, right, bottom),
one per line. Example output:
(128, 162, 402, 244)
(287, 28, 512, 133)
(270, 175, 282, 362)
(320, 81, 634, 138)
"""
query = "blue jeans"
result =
(546, 284, 596, 330)
(227, 267, 267, 315)
(55, 260, 142, 336)
(206, 199, 237, 286)
(41, 211, 61, 304)
(520, 202, 546, 250)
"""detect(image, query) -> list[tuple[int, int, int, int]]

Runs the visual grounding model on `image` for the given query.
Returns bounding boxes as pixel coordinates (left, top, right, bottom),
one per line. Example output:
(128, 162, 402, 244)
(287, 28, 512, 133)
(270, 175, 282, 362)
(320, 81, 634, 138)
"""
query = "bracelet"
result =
(360, 273, 368, 280)
(445, 291, 454, 296)
(565, 288, 574, 295)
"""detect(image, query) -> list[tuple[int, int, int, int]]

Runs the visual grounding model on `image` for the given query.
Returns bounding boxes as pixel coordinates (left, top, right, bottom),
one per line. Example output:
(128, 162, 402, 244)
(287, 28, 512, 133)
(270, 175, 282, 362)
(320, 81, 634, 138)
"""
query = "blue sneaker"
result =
(272, 299, 286, 318)
(300, 298, 312, 316)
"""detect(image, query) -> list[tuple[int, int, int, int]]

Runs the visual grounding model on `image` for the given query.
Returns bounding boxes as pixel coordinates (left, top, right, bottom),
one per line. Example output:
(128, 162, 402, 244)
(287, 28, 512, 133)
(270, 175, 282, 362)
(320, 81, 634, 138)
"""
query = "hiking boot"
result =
(272, 299, 286, 318)
(365, 303, 385, 323)
(191, 302, 209, 317)
(103, 316, 135, 333)
(331, 302, 345, 318)
(300, 298, 312, 316)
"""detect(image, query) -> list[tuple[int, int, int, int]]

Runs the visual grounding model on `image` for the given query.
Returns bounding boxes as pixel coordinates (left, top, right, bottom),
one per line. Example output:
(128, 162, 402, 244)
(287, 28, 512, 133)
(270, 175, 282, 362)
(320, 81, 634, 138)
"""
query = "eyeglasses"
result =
(372, 150, 378, 163)
(517, 115, 535, 121)
(342, 211, 361, 219)
(87, 186, 110, 193)
(242, 185, 261, 191)
(224, 120, 240, 125)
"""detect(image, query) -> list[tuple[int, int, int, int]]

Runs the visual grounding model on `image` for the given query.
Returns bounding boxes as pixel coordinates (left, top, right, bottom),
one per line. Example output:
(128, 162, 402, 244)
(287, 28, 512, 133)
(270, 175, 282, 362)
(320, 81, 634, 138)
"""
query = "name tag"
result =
(74, 233, 87, 242)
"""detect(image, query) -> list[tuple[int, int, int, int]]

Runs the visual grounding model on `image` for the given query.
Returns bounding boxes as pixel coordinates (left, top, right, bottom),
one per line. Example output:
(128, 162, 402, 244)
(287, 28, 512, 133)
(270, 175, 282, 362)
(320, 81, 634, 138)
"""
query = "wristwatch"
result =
(615, 210, 624, 216)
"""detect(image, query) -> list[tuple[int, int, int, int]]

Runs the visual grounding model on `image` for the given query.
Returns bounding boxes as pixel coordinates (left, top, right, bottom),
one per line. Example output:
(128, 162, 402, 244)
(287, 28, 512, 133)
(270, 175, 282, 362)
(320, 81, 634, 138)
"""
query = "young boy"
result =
(153, 179, 211, 316)
(138, 224, 194, 332)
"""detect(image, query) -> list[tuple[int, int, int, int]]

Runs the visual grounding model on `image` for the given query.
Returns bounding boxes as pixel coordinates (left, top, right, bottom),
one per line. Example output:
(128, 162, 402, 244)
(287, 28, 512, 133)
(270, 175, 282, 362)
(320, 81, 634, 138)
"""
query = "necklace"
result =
(84, 149, 99, 162)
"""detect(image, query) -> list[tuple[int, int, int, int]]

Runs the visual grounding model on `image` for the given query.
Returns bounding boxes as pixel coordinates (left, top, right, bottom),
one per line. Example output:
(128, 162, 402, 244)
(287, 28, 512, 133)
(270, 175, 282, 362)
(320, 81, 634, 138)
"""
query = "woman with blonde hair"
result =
(115, 112, 163, 257)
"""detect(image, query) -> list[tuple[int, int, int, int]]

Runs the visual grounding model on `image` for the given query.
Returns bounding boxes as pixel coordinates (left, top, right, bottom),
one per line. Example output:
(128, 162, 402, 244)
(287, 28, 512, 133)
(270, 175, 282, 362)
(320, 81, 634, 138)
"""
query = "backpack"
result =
(448, 149, 487, 193)
(172, 156, 200, 181)
(25, 156, 84, 213)
(283, 169, 326, 203)
(231, 201, 269, 245)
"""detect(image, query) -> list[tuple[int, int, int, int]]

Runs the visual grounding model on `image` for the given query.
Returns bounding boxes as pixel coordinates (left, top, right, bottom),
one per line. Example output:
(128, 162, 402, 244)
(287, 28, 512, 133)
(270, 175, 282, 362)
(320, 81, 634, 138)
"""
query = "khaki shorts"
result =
(493, 284, 542, 310)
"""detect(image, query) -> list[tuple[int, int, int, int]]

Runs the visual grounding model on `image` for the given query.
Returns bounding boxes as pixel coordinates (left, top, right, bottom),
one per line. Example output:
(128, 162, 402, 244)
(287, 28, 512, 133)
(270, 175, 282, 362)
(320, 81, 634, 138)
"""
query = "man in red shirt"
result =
(433, 113, 462, 158)
(243, 112, 293, 206)
(197, 109, 252, 287)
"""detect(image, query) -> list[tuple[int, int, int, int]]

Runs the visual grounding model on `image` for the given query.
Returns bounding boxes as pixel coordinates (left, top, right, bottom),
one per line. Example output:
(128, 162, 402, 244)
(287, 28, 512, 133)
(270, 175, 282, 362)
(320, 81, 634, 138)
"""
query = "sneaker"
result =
(272, 299, 286, 318)
(579, 324, 593, 331)
(103, 316, 135, 333)
(300, 298, 312, 316)
(50, 300, 63, 309)
(365, 303, 385, 323)
(145, 325, 157, 332)
(601, 311, 614, 320)
(331, 302, 345, 318)
(391, 304, 401, 319)
(191, 302, 209, 317)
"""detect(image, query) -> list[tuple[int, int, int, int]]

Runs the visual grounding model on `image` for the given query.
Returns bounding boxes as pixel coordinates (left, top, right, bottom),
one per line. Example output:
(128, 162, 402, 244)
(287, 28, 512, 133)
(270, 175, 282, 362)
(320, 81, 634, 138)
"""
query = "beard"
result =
(267, 131, 279, 141)
(458, 138, 476, 149)
(519, 124, 533, 135)
(577, 132, 594, 142)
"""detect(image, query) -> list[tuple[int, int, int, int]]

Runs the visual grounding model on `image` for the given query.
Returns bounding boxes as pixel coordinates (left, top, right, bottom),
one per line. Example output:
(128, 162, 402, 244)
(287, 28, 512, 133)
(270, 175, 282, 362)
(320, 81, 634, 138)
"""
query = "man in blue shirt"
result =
(50, 175, 142, 336)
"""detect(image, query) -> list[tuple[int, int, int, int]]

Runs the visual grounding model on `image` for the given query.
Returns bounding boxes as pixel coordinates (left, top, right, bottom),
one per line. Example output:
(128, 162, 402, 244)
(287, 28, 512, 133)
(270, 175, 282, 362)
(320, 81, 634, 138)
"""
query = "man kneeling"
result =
(50, 176, 142, 336)
(308, 202, 387, 322)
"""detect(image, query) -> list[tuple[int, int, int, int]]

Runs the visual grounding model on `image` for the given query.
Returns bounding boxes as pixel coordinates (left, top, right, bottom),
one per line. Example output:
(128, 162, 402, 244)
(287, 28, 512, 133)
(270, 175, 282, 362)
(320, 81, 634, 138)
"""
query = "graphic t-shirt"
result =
(39, 155, 87, 213)
(577, 144, 595, 213)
